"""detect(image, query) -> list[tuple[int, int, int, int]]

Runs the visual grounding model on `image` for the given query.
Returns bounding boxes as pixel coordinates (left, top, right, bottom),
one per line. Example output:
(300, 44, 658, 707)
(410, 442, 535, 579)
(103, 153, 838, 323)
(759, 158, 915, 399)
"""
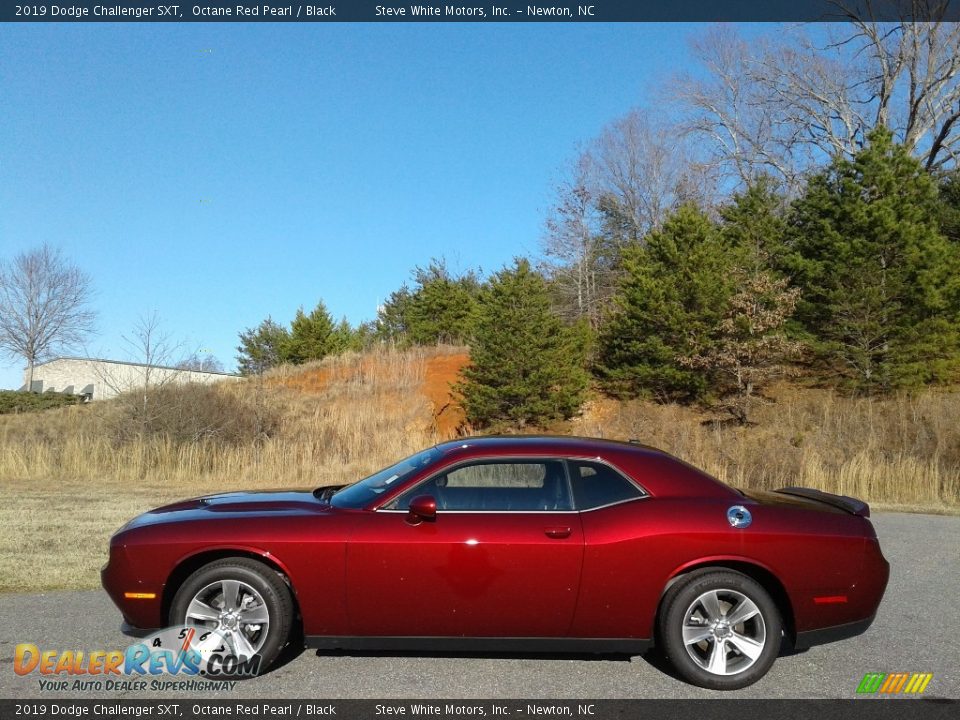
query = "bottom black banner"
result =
(1, 700, 958, 720)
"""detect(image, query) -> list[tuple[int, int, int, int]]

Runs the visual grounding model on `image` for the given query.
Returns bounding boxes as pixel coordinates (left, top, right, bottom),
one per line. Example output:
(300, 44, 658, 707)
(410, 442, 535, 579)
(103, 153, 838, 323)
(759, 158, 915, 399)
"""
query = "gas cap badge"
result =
(727, 505, 752, 528)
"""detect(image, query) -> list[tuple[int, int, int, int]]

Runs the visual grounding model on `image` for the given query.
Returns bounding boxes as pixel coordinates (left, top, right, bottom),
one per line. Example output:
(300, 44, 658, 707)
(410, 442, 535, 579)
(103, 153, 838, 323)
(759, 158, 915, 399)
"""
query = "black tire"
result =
(170, 558, 294, 677)
(660, 570, 781, 690)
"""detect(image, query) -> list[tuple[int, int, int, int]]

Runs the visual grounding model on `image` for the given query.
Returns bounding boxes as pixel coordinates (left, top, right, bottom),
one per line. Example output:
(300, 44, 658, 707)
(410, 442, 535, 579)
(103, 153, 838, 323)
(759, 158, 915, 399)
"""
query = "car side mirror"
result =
(407, 495, 437, 525)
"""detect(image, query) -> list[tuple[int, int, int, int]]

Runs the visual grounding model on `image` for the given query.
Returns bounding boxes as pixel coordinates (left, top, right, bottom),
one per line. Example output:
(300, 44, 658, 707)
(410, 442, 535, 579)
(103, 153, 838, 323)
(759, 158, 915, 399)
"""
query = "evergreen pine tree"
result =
(283, 301, 337, 364)
(457, 259, 589, 428)
(405, 260, 481, 345)
(719, 176, 789, 272)
(683, 179, 804, 421)
(236, 317, 290, 376)
(375, 260, 481, 346)
(937, 170, 960, 245)
(786, 128, 960, 391)
(375, 285, 413, 343)
(596, 205, 736, 401)
(328, 317, 360, 354)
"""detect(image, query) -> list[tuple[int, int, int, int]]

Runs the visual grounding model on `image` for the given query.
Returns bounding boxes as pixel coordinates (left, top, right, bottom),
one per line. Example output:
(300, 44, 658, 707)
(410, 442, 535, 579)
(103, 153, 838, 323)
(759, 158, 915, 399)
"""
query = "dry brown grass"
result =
(1, 346, 958, 594)
(0, 346, 445, 593)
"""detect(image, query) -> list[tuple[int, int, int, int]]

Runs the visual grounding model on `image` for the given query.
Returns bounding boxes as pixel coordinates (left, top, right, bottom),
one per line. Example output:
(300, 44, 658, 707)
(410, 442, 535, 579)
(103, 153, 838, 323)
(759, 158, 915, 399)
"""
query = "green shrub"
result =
(0, 390, 83, 415)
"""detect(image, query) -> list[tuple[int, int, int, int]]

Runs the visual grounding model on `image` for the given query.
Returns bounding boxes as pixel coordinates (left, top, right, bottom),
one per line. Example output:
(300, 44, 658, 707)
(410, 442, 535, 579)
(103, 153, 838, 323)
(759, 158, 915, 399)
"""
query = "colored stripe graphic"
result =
(906, 674, 933, 694)
(857, 673, 885, 693)
(880, 673, 907, 693)
(857, 673, 933, 695)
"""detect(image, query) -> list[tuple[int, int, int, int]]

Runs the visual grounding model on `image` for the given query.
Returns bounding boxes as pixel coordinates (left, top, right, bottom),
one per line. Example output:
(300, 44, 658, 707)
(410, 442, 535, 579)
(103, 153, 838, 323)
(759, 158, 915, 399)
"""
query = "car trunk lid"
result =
(738, 487, 871, 518)
(774, 487, 871, 517)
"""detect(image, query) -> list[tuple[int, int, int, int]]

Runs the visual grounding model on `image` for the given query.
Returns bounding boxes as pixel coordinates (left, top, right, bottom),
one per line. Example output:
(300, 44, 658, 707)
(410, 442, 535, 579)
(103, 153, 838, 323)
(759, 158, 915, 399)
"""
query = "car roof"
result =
(430, 435, 736, 500)
(436, 435, 676, 460)
(435, 434, 664, 457)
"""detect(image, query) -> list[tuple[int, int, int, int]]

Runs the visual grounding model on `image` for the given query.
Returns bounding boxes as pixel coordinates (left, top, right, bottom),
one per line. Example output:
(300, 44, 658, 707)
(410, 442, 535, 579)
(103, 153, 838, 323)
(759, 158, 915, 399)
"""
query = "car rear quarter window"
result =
(570, 460, 645, 510)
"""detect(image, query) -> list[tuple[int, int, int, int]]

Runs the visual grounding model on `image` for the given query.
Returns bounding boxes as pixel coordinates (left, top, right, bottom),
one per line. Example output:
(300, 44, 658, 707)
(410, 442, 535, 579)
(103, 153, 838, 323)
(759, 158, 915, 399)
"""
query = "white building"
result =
(22, 357, 241, 401)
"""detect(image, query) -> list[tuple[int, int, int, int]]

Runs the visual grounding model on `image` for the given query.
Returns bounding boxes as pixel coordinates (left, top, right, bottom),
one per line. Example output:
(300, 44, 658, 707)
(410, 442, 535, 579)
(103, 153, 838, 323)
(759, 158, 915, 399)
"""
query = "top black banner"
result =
(3, 0, 960, 23)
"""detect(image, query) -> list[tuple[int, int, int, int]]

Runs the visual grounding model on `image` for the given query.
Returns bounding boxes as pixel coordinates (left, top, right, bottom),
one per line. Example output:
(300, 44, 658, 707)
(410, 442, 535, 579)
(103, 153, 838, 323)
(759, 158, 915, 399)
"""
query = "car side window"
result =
(569, 460, 644, 510)
(393, 460, 572, 511)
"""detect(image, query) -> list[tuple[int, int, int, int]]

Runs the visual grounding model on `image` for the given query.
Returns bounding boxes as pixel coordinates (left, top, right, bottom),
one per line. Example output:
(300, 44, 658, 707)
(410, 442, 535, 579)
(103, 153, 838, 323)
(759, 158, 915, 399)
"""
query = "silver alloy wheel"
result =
(681, 588, 766, 676)
(184, 579, 270, 658)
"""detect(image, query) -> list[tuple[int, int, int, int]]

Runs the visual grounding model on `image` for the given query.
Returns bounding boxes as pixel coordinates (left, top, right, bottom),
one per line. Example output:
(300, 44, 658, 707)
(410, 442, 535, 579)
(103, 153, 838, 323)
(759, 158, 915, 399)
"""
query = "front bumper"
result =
(101, 545, 164, 630)
(119, 621, 153, 638)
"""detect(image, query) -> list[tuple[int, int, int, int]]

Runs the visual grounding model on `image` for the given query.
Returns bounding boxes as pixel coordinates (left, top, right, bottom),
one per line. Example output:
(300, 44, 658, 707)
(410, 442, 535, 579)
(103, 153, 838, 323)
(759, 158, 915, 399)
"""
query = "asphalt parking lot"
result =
(1, 512, 957, 699)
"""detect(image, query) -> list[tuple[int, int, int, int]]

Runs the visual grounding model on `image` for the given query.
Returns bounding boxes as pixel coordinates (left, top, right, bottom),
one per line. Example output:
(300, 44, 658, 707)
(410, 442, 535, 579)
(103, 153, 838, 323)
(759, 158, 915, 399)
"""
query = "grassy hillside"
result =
(573, 389, 960, 509)
(1, 344, 957, 593)
(0, 346, 451, 592)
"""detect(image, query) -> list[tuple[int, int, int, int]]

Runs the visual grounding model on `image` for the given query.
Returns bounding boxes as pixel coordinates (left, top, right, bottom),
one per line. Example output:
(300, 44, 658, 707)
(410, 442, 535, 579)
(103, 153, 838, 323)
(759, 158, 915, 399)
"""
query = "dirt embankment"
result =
(273, 349, 470, 439)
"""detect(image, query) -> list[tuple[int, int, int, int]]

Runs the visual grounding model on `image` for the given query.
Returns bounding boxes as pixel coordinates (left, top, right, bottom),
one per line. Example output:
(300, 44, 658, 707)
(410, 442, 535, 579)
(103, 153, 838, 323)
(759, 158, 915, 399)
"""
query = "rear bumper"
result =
(794, 613, 876, 650)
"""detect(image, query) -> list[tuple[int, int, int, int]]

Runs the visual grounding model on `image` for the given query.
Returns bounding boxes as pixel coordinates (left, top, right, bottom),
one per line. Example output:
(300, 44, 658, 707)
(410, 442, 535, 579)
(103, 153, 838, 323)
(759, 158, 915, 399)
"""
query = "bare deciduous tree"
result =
(95, 313, 188, 431)
(542, 156, 610, 329)
(0, 244, 96, 391)
(591, 109, 716, 239)
(177, 351, 226, 373)
(675, 27, 820, 189)
(93, 312, 195, 444)
(542, 109, 716, 327)
(677, 9, 960, 189)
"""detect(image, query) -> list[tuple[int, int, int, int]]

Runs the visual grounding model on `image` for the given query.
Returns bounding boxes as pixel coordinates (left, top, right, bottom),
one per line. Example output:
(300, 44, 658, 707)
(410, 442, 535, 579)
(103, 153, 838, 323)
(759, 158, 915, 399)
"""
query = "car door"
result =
(563, 458, 653, 639)
(345, 458, 584, 638)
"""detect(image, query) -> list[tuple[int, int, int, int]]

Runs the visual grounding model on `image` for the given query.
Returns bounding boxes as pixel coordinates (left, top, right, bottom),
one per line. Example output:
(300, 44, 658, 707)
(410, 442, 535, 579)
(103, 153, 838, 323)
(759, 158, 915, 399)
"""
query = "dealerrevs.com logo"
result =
(13, 626, 259, 691)
(856, 672, 934, 695)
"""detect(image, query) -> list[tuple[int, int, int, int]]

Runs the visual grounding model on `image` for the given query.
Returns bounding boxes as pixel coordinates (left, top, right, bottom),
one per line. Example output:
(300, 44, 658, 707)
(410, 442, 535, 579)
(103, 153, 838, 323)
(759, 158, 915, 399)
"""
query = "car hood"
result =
(118, 489, 330, 531)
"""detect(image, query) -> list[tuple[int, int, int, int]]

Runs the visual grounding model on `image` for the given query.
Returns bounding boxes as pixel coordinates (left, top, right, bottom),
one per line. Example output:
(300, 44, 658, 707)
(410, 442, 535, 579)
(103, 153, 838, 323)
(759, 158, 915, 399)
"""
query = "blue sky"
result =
(0, 22, 763, 387)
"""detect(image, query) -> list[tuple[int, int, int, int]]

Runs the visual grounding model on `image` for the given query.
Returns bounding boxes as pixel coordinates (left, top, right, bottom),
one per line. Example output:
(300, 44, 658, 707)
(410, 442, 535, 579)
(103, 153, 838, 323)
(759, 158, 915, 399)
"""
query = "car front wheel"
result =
(170, 557, 294, 677)
(660, 570, 782, 690)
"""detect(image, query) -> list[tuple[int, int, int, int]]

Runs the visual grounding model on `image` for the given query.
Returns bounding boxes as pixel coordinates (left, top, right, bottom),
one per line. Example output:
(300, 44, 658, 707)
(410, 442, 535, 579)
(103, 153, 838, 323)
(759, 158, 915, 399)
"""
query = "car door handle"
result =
(544, 526, 572, 539)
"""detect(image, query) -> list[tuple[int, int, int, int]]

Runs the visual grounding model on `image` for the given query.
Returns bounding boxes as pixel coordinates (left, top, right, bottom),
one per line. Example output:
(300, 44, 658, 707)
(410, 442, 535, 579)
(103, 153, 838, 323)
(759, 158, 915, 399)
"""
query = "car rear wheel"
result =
(170, 558, 294, 677)
(660, 570, 781, 690)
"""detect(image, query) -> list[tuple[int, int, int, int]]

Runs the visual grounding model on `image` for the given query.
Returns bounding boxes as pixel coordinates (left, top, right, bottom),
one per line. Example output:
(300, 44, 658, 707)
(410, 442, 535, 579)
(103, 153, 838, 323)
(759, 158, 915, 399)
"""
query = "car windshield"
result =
(328, 447, 442, 509)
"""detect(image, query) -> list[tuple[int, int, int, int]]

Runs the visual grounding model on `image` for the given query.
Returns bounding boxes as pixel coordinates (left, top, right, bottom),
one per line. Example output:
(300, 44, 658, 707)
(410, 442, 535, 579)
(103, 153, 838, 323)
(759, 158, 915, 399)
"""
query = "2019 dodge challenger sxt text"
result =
(102, 435, 889, 689)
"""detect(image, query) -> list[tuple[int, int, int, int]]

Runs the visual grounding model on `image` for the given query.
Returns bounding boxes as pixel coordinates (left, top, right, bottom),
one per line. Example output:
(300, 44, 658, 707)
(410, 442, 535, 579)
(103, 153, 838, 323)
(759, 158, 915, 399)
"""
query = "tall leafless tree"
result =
(676, 7, 960, 190)
(0, 244, 96, 391)
(590, 109, 716, 239)
(95, 312, 190, 439)
(177, 351, 225, 373)
(96, 312, 187, 396)
(542, 155, 609, 329)
(542, 109, 716, 328)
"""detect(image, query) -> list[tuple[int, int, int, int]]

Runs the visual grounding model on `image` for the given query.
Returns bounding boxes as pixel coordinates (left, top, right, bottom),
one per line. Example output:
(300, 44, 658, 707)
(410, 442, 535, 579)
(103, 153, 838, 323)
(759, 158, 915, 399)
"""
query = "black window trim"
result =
(375, 454, 648, 513)
(567, 457, 650, 513)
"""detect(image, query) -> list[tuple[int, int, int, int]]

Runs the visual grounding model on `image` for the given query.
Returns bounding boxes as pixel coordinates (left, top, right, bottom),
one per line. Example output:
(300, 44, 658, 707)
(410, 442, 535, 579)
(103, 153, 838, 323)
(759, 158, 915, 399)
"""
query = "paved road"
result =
(1, 513, 957, 699)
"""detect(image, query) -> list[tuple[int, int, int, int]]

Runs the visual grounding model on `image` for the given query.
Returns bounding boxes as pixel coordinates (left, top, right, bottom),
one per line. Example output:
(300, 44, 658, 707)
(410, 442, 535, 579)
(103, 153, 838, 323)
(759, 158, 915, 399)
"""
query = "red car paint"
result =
(102, 436, 889, 650)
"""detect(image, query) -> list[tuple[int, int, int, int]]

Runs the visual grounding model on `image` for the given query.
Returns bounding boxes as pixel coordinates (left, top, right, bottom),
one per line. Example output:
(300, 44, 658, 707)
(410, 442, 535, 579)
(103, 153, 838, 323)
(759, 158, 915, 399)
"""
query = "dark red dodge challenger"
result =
(103, 436, 889, 689)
